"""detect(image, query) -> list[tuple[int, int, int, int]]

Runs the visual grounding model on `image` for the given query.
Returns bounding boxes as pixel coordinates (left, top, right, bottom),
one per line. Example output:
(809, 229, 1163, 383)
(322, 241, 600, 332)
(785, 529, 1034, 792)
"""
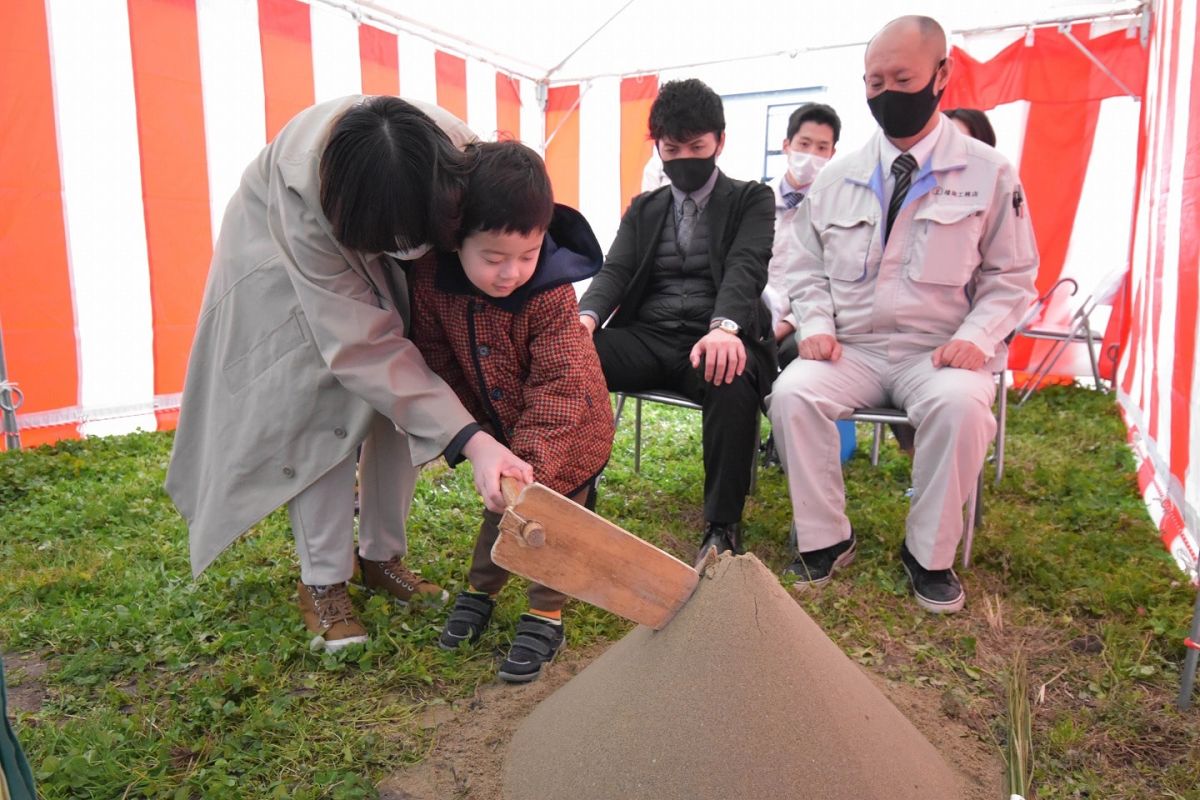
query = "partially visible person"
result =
(944, 107, 997, 148)
(407, 141, 612, 683)
(768, 16, 1037, 613)
(167, 97, 533, 653)
(642, 150, 670, 192)
(579, 78, 776, 565)
(766, 102, 841, 368)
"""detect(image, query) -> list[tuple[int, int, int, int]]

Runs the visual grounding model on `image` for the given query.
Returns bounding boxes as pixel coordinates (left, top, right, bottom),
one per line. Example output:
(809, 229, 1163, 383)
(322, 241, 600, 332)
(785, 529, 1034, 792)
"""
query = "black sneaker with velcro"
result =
(438, 591, 495, 650)
(497, 614, 564, 683)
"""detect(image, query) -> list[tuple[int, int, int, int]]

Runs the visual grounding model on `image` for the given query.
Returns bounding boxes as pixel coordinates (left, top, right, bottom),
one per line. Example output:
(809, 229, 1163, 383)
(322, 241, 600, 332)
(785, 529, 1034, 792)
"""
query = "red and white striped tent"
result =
(0, 0, 1196, 581)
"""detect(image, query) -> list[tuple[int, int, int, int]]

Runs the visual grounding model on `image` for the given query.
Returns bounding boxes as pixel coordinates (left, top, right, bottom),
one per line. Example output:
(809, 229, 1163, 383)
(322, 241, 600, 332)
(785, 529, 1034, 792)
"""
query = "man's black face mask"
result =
(662, 154, 717, 194)
(867, 59, 946, 139)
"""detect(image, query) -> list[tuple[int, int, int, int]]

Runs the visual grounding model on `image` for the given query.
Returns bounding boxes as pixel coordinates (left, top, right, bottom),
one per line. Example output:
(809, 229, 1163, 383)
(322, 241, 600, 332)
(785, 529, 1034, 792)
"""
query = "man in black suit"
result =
(578, 78, 776, 563)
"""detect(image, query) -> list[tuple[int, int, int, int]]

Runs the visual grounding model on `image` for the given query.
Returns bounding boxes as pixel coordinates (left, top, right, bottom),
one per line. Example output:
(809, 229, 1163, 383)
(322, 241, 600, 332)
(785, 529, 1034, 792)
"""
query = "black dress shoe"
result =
(695, 522, 742, 567)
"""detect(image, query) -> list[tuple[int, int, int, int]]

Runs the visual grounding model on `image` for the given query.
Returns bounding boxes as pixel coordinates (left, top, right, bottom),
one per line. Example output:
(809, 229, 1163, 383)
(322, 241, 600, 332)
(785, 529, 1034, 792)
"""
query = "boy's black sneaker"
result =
(438, 591, 495, 650)
(900, 542, 965, 614)
(498, 614, 564, 683)
(783, 531, 856, 586)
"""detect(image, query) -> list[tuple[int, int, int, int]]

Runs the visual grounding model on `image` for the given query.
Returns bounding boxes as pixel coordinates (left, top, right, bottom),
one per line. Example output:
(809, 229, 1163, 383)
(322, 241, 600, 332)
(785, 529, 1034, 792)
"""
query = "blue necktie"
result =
(784, 191, 804, 209)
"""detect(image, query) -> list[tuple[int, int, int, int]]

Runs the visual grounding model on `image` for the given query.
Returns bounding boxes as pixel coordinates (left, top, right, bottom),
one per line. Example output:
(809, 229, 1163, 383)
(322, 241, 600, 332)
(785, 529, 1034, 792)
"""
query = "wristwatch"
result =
(710, 318, 740, 335)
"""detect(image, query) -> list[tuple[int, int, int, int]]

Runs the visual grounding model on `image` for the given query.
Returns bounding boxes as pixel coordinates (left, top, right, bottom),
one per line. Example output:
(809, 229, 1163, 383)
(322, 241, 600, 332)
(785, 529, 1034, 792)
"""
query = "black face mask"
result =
(867, 60, 945, 139)
(661, 155, 717, 193)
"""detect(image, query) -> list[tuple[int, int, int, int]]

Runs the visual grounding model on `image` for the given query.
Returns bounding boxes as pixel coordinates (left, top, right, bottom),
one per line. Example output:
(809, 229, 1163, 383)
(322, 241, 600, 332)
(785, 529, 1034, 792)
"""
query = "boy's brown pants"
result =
(468, 483, 597, 612)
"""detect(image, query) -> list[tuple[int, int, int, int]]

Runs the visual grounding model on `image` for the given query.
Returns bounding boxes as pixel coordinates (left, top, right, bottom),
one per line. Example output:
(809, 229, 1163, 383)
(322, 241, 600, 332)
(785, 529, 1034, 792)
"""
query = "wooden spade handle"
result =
(501, 476, 524, 508)
(499, 477, 544, 547)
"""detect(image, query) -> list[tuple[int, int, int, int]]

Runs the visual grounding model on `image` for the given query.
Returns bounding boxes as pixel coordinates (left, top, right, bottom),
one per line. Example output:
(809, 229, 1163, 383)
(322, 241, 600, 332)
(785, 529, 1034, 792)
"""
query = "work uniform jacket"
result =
(788, 120, 1038, 368)
(407, 205, 613, 496)
(167, 96, 479, 577)
(763, 172, 811, 331)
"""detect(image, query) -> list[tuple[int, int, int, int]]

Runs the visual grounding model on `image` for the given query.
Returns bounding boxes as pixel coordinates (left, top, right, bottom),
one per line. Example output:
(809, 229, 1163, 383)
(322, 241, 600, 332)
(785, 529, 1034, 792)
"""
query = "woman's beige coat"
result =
(166, 96, 477, 576)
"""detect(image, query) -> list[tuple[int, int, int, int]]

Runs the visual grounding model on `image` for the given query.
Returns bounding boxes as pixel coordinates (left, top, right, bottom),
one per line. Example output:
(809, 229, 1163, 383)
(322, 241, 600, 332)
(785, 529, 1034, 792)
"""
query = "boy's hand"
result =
(579, 315, 597, 334)
(462, 431, 534, 513)
(690, 329, 746, 386)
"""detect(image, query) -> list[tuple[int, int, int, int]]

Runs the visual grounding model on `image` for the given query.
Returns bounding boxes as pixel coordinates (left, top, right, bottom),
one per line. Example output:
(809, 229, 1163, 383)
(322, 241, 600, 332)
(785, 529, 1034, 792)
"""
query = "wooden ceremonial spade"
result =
(490, 478, 700, 629)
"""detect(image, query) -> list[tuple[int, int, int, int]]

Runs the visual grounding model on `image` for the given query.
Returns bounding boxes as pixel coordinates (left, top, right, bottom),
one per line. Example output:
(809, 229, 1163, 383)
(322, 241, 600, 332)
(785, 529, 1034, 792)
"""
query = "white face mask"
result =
(385, 242, 432, 261)
(786, 151, 829, 187)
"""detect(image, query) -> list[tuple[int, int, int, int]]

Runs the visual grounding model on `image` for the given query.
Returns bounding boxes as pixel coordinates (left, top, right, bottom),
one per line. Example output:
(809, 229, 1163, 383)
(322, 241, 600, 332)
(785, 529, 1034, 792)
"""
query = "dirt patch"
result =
(382, 556, 1002, 800)
(379, 644, 608, 800)
(2, 651, 50, 715)
(866, 673, 1003, 798)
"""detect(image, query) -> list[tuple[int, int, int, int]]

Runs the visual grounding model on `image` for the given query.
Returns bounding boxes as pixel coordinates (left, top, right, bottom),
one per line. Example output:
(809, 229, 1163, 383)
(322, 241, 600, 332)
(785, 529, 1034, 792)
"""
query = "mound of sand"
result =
(503, 553, 970, 799)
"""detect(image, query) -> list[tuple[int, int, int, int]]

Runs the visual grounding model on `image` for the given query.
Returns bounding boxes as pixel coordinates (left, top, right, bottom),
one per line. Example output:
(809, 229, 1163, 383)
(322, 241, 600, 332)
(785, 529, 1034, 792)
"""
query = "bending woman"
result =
(166, 96, 533, 651)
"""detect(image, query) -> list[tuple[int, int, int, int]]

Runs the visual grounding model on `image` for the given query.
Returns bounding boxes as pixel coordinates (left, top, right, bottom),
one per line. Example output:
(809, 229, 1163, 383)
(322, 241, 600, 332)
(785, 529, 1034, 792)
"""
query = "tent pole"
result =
(1058, 25, 1140, 98)
(1177, 589, 1200, 710)
(542, 83, 589, 151)
(544, 0, 639, 80)
(551, 8, 1144, 84)
(313, 0, 548, 83)
(0, 317, 22, 451)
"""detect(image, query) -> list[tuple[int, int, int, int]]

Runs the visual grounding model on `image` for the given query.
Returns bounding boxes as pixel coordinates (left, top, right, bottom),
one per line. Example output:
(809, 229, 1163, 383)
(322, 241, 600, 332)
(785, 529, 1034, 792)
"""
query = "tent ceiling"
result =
(358, 0, 1144, 81)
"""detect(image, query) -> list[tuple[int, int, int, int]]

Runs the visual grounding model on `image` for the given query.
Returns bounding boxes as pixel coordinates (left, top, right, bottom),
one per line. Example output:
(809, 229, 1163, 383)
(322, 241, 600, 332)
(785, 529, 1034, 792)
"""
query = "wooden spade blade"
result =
(491, 480, 699, 630)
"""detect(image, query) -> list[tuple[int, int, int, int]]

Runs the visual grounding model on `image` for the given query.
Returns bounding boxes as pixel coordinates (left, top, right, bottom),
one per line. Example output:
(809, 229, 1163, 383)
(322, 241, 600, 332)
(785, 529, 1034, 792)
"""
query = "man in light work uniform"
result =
(764, 102, 841, 367)
(768, 15, 1038, 613)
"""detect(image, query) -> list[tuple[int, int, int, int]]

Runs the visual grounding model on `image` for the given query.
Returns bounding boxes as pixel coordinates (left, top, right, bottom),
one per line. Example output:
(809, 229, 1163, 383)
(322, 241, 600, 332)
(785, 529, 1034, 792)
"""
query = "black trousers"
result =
(595, 323, 762, 526)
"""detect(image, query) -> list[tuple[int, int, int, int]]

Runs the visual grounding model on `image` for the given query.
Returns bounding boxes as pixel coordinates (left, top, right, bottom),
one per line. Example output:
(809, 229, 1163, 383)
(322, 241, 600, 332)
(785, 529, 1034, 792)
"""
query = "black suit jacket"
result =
(579, 171, 778, 393)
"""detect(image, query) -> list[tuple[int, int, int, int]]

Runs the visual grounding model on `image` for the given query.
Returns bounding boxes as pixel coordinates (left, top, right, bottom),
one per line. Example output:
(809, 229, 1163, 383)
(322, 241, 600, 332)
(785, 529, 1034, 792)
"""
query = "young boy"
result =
(407, 141, 613, 683)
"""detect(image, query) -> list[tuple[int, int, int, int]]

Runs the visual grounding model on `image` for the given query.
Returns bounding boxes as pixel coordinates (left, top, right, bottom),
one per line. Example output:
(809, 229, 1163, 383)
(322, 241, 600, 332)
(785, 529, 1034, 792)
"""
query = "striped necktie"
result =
(885, 153, 918, 243)
(784, 190, 804, 209)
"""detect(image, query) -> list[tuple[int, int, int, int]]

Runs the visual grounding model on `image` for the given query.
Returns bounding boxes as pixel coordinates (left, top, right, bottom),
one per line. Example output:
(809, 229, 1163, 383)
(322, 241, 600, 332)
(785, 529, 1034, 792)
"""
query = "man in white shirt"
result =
(766, 102, 840, 367)
(768, 16, 1038, 613)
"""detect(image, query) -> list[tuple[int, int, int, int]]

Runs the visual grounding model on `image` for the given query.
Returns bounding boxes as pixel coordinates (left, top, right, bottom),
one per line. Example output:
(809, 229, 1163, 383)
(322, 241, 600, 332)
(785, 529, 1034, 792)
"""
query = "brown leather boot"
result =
(357, 555, 449, 607)
(297, 581, 368, 651)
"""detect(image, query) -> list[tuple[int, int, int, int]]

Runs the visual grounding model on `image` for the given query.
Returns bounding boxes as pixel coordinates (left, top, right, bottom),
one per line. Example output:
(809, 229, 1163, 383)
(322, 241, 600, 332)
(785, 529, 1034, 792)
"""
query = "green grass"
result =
(2, 385, 1199, 798)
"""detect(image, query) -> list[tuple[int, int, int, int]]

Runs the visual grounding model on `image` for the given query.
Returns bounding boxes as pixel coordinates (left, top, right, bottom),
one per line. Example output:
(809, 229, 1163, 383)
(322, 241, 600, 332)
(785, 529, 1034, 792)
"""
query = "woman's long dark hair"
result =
(319, 97, 473, 253)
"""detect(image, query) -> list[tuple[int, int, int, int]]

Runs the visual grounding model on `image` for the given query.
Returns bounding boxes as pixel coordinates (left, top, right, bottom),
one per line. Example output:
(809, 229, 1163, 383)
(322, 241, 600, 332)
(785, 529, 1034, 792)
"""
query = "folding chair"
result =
(612, 390, 761, 493)
(846, 369, 1009, 570)
(1012, 268, 1125, 404)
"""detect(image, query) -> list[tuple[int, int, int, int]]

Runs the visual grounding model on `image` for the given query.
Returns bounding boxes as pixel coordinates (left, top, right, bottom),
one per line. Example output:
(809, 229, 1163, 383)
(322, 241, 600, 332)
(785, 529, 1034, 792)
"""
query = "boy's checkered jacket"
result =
(407, 207, 613, 496)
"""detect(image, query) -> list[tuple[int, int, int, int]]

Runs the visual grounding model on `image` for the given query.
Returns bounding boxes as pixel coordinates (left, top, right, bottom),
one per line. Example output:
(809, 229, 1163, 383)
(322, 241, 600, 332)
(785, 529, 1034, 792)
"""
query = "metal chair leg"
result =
(1083, 319, 1104, 391)
(634, 398, 643, 473)
(870, 422, 882, 465)
(962, 469, 982, 570)
(995, 370, 1008, 486)
(613, 393, 627, 427)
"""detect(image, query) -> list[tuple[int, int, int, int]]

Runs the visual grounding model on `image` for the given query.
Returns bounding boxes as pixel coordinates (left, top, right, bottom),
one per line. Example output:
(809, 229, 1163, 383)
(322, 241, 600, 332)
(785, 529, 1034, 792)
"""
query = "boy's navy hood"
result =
(433, 204, 604, 313)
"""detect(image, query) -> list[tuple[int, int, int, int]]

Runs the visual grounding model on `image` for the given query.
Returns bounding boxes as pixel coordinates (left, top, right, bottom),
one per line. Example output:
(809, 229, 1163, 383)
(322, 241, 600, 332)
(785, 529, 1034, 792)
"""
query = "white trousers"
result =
(287, 412, 417, 585)
(767, 342, 996, 570)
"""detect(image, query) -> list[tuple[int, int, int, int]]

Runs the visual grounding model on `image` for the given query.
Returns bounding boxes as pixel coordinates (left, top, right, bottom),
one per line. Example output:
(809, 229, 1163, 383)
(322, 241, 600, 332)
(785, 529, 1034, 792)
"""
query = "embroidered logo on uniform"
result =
(931, 187, 979, 197)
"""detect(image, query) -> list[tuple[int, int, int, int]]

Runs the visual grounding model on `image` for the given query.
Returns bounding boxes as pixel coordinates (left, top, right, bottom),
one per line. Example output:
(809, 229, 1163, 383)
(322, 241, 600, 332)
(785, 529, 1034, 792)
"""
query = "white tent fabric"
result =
(361, 0, 1143, 81)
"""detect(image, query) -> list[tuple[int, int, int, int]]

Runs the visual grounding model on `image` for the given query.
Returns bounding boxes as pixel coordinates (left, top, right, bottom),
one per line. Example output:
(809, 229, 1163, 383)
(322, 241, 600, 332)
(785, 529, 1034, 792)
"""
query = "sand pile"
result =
(503, 553, 969, 799)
